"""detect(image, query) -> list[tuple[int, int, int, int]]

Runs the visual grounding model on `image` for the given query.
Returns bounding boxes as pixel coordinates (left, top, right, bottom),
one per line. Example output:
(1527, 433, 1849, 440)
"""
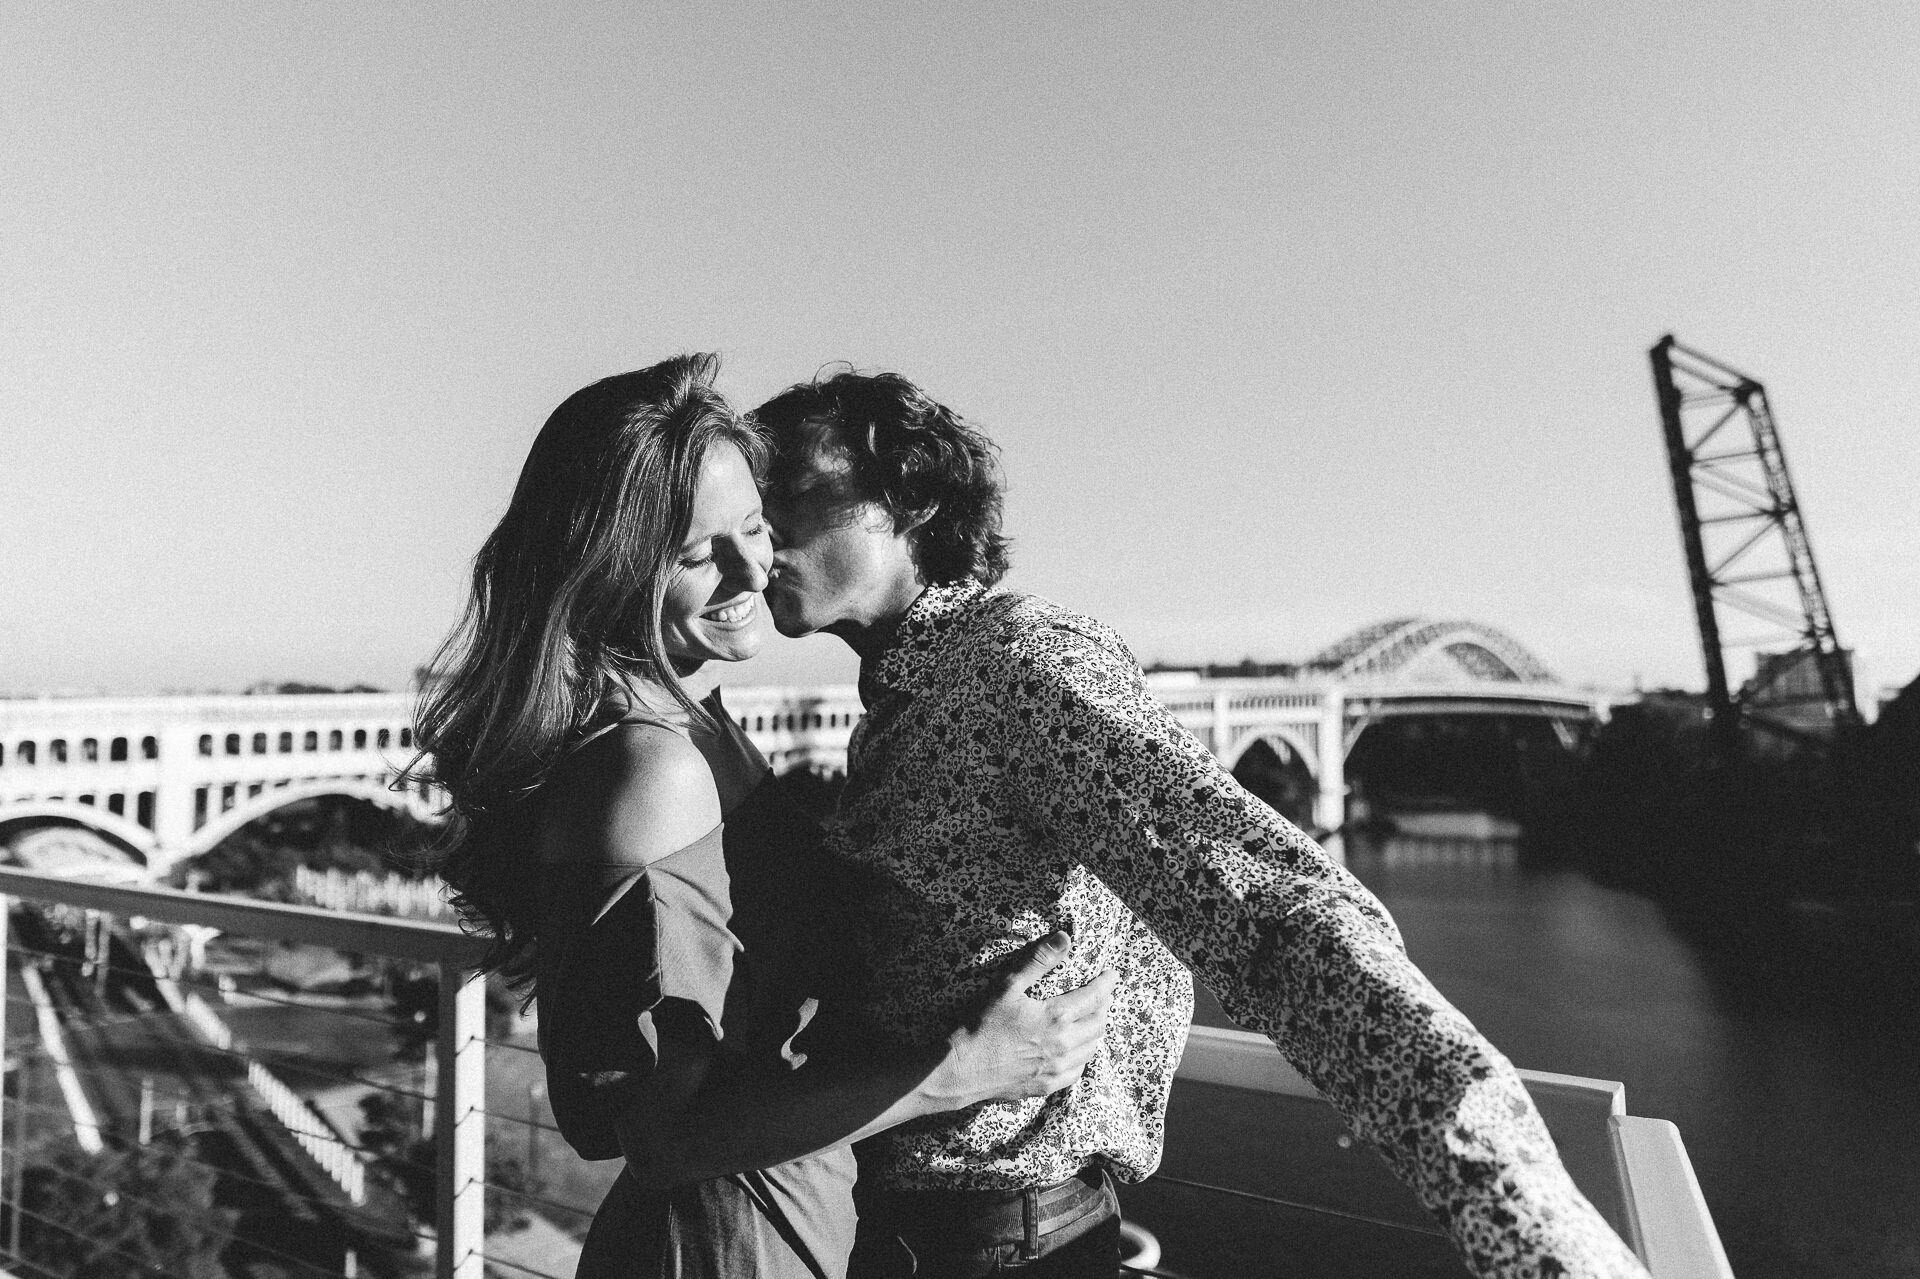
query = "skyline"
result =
(6, 3, 1916, 701)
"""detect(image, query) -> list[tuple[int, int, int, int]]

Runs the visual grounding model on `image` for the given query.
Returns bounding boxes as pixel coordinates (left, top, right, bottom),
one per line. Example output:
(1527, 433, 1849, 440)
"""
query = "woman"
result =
(413, 354, 1112, 1279)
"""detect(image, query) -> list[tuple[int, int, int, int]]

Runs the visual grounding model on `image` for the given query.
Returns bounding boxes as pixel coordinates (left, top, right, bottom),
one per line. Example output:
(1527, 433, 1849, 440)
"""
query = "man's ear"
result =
(895, 504, 937, 534)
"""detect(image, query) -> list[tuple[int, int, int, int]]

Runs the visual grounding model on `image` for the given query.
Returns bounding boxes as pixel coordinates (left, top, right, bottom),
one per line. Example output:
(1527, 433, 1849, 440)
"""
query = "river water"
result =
(1278, 836, 1920, 1278)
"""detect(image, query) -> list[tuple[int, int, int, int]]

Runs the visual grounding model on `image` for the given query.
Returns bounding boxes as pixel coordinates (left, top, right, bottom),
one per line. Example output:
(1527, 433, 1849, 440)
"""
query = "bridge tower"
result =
(1649, 335, 1860, 751)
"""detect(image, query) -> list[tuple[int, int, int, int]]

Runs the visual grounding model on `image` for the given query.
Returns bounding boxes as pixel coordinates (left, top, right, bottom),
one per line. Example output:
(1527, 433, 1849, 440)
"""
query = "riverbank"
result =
(1541, 691, 1920, 922)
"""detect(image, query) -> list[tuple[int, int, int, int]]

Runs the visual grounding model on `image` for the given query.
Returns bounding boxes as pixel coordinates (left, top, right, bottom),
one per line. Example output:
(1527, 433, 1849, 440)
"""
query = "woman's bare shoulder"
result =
(541, 722, 722, 867)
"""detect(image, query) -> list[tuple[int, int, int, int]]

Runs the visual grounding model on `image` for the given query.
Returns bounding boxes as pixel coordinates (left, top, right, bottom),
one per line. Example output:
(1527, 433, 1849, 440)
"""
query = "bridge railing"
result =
(0, 866, 612, 1279)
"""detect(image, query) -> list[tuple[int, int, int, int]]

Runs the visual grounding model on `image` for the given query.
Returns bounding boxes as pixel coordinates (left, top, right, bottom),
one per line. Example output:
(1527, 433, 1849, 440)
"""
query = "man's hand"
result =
(930, 931, 1119, 1110)
(616, 937, 1117, 1189)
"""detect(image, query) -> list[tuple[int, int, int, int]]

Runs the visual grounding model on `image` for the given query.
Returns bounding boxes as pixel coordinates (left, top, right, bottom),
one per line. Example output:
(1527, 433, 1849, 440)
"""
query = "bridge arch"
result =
(1309, 618, 1557, 686)
(0, 801, 158, 864)
(1224, 733, 1322, 830)
(1220, 726, 1322, 777)
(183, 779, 444, 861)
(1317, 618, 1593, 833)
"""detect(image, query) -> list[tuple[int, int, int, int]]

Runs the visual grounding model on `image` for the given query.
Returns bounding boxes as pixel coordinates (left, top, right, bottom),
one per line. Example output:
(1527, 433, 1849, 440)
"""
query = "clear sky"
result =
(5, 2, 1916, 700)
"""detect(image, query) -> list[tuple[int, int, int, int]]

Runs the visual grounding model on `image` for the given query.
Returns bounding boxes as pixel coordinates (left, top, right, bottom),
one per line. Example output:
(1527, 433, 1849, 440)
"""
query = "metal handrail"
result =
(0, 867, 492, 1279)
(0, 867, 486, 965)
(1172, 1025, 1735, 1279)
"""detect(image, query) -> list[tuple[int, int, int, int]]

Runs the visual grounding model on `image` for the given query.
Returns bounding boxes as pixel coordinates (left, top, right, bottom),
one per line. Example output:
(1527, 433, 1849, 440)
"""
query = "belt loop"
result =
(1020, 1184, 1041, 1262)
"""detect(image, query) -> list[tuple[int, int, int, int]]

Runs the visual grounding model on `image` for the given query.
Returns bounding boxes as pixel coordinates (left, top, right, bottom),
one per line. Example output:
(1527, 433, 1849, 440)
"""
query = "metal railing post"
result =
(435, 962, 487, 1279)
(1315, 686, 1347, 859)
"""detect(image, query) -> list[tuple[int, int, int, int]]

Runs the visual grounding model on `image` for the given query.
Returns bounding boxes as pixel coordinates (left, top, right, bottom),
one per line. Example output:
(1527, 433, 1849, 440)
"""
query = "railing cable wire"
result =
(1149, 1173, 1447, 1237)
(474, 1177, 596, 1222)
(4, 1052, 442, 1182)
(0, 1099, 436, 1245)
(6, 942, 418, 1034)
(476, 1248, 571, 1279)
(20, 1157, 361, 1279)
(3, 1202, 192, 1279)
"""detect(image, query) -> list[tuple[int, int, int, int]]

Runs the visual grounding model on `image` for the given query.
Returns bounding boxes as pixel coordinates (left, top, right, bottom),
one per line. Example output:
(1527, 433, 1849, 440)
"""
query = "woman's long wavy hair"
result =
(408, 354, 765, 991)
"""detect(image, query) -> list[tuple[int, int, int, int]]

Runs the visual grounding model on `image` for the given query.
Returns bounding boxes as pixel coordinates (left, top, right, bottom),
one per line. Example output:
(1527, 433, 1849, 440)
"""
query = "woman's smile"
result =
(704, 595, 758, 627)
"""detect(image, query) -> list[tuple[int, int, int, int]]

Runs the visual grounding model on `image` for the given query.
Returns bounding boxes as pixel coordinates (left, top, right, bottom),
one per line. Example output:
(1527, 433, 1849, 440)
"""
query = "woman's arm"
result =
(615, 930, 1115, 1189)
(548, 724, 1114, 1188)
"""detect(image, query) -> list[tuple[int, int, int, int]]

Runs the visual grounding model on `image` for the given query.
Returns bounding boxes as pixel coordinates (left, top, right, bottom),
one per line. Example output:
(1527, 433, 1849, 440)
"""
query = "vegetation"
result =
(12, 1138, 237, 1279)
(357, 1092, 549, 1236)
(242, 680, 386, 695)
(1854, 675, 1920, 860)
(169, 796, 440, 900)
(1552, 679, 1920, 912)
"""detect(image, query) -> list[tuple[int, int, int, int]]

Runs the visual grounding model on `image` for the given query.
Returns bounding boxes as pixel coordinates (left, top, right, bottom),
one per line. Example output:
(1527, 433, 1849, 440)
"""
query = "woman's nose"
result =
(720, 536, 771, 591)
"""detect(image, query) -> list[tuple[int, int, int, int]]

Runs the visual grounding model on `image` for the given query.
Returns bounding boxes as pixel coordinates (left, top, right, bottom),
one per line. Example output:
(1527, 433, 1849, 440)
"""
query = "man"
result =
(752, 371, 1647, 1279)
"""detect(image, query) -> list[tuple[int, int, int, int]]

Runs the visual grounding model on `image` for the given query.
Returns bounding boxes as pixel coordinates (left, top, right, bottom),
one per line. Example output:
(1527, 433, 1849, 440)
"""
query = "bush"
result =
(358, 1092, 549, 1235)
(171, 796, 442, 898)
(13, 1138, 237, 1279)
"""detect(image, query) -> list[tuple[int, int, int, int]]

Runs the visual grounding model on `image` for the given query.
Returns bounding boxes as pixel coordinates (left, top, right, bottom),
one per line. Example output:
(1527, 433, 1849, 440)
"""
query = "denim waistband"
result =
(858, 1166, 1114, 1257)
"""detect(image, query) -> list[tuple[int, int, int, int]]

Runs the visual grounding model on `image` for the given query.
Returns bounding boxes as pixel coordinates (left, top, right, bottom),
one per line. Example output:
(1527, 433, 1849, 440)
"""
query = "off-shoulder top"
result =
(533, 691, 858, 1278)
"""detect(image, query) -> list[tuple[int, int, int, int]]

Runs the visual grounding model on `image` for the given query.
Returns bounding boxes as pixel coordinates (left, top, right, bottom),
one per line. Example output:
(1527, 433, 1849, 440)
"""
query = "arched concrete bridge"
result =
(0, 688, 865, 878)
(0, 620, 1611, 876)
(0, 693, 443, 876)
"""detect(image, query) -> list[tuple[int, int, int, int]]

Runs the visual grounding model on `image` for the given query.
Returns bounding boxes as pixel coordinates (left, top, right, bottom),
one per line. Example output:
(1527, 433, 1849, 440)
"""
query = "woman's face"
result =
(661, 442, 773, 666)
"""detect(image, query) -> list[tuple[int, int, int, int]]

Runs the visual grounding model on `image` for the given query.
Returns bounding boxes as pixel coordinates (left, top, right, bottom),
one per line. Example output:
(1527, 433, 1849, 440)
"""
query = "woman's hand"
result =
(930, 931, 1119, 1109)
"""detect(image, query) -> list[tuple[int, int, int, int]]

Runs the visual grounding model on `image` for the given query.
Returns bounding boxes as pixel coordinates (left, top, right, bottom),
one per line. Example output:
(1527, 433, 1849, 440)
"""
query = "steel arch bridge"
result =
(1307, 617, 1558, 684)
(1149, 618, 1613, 832)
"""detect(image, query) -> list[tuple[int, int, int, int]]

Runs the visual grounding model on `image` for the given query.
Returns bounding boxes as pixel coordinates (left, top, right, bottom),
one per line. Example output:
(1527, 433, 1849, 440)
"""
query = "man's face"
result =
(762, 431, 922, 639)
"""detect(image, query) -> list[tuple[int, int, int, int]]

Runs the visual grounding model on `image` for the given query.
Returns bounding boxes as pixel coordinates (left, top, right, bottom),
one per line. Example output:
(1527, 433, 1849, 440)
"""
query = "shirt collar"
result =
(860, 579, 991, 706)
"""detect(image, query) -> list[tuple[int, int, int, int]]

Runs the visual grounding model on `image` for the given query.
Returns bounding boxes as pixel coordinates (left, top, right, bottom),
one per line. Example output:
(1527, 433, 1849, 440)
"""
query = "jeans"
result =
(849, 1169, 1121, 1279)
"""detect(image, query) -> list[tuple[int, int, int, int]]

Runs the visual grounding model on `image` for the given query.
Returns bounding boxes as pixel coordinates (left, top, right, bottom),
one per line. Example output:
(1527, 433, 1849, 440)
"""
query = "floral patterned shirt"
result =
(828, 581, 1646, 1278)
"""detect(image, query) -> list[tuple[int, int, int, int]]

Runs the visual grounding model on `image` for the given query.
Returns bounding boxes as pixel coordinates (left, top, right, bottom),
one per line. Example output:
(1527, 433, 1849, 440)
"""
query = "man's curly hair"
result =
(751, 368, 1011, 586)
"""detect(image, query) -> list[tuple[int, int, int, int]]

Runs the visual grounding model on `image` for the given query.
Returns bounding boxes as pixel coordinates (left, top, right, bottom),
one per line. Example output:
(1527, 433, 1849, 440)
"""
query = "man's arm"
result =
(996, 617, 1648, 1279)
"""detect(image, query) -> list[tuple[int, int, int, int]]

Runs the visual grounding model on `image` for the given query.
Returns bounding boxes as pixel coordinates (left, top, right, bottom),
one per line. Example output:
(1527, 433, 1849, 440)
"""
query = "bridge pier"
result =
(1313, 688, 1347, 839)
(151, 722, 202, 873)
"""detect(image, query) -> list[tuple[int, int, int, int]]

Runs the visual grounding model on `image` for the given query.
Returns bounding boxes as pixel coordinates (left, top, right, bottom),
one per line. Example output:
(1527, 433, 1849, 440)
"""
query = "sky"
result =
(5, 1, 1916, 701)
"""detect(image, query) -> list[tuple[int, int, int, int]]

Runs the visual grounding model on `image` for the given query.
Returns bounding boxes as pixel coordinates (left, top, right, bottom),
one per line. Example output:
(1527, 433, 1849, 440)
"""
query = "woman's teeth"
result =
(708, 598, 755, 624)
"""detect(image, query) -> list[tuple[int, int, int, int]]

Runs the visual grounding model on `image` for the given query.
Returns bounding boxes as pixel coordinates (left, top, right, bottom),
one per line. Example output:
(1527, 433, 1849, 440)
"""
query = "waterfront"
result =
(1181, 836, 1919, 1279)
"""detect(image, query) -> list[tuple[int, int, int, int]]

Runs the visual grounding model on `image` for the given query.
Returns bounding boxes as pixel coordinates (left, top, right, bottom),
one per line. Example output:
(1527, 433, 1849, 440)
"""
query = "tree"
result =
(15, 1138, 237, 1279)
(170, 796, 441, 899)
(358, 1092, 550, 1235)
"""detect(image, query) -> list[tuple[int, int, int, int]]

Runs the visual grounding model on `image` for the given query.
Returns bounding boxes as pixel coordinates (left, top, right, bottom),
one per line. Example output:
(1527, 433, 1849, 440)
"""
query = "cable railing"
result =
(0, 865, 1730, 1279)
(1159, 1024, 1734, 1278)
(0, 866, 623, 1279)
